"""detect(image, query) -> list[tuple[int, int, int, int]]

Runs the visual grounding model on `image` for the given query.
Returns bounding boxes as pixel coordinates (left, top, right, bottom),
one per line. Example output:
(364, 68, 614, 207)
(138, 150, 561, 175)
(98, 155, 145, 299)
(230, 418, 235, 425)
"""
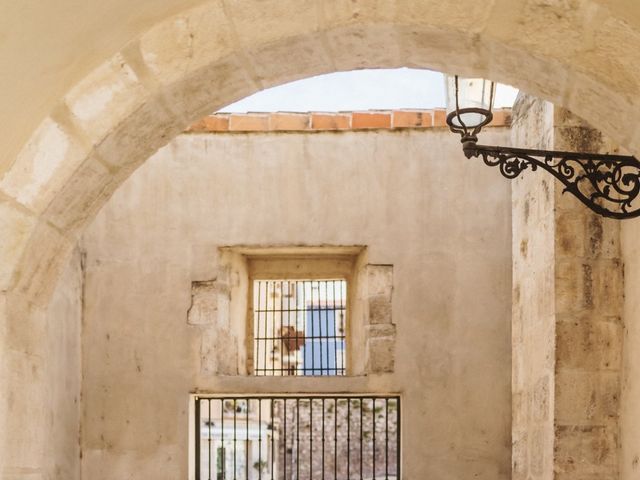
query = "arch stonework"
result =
(2, 0, 640, 475)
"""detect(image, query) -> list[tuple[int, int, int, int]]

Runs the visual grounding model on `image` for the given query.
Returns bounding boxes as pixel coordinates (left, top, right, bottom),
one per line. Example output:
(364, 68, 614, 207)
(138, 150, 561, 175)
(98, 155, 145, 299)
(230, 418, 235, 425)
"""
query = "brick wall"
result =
(186, 109, 511, 133)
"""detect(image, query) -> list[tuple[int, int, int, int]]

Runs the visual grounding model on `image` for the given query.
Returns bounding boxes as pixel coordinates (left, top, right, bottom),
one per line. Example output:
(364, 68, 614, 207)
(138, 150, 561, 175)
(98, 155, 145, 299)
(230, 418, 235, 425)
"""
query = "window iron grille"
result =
(253, 280, 347, 376)
(195, 395, 400, 480)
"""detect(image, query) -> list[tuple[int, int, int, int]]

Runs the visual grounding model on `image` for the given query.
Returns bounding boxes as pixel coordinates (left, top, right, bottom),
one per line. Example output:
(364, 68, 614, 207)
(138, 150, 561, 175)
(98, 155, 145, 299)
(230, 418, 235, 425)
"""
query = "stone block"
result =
(592, 259, 624, 315)
(0, 117, 89, 214)
(11, 220, 75, 306)
(0, 202, 36, 290)
(365, 324, 395, 338)
(321, 0, 394, 28)
(94, 95, 181, 173)
(367, 264, 393, 298)
(188, 280, 226, 326)
(366, 336, 394, 374)
(556, 211, 586, 258)
(326, 24, 402, 71)
(65, 54, 148, 145)
(555, 371, 620, 425)
(585, 215, 619, 259)
(249, 35, 332, 88)
(42, 155, 113, 233)
(556, 317, 622, 371)
(554, 425, 618, 474)
(368, 294, 392, 325)
(226, 0, 317, 48)
(161, 54, 257, 121)
(138, 2, 235, 86)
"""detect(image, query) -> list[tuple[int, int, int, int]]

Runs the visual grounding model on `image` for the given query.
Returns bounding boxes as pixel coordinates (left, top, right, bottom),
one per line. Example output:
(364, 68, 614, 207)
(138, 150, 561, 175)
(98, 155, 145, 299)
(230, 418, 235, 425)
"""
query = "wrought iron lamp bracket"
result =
(460, 141, 640, 219)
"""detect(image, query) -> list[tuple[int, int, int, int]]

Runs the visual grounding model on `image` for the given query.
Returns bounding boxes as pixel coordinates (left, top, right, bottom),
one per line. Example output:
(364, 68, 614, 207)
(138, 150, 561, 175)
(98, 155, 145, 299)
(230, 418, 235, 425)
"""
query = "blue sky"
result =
(219, 68, 519, 113)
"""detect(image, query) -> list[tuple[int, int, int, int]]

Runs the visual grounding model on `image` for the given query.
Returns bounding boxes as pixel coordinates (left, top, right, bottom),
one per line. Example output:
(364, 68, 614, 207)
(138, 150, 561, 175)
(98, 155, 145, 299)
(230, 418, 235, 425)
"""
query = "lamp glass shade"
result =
(445, 76, 496, 129)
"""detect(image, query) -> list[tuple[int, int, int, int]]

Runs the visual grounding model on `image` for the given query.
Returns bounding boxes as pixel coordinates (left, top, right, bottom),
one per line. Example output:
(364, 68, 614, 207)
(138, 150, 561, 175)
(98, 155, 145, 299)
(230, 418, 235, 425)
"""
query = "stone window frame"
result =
(188, 245, 396, 376)
(245, 253, 356, 376)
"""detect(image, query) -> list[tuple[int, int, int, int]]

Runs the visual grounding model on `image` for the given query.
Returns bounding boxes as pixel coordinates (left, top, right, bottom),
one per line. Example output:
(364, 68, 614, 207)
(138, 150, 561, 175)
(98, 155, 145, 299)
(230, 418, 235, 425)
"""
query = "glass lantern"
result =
(445, 75, 496, 141)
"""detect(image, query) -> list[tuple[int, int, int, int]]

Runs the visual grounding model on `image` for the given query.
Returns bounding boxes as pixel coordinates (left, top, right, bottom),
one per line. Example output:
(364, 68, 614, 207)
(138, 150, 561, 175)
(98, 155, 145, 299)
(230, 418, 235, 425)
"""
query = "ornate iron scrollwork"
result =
(461, 142, 640, 220)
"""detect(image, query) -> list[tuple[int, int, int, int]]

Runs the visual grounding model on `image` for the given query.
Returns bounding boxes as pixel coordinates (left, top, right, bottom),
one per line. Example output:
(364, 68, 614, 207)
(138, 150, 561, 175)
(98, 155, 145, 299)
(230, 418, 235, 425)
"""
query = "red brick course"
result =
(186, 108, 511, 133)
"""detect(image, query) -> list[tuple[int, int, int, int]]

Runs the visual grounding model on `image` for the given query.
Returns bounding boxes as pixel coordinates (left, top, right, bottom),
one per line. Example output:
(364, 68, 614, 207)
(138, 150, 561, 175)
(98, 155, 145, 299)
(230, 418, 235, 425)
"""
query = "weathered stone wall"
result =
(512, 95, 623, 480)
(3, 247, 84, 480)
(511, 95, 556, 480)
(621, 194, 640, 480)
(79, 127, 513, 479)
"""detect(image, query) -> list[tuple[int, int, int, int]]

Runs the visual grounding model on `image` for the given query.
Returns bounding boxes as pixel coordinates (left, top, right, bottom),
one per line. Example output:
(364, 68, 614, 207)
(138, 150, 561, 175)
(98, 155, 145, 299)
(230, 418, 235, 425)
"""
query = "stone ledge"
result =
(186, 108, 512, 133)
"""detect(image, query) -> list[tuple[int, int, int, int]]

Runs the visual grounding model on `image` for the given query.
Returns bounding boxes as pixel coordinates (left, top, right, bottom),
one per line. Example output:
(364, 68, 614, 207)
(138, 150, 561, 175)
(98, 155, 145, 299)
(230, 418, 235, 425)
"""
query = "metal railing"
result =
(195, 395, 400, 480)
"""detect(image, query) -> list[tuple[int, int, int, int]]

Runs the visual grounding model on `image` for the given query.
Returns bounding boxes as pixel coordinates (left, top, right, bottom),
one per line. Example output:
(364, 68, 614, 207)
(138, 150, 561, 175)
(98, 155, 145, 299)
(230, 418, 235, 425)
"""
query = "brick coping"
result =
(186, 108, 512, 133)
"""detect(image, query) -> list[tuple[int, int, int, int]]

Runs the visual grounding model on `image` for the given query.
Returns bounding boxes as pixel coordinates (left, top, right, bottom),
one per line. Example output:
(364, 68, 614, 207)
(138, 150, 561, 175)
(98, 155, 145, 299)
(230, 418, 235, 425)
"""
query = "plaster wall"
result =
(79, 127, 512, 479)
(3, 247, 83, 480)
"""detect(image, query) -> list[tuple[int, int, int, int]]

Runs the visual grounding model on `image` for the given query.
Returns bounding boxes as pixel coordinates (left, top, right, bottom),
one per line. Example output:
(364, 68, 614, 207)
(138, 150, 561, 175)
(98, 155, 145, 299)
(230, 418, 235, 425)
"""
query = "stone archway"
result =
(3, 0, 640, 476)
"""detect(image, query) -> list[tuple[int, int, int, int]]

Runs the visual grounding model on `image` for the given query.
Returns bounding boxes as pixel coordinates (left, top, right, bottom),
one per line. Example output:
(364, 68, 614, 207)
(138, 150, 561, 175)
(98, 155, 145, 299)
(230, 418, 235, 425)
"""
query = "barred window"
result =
(252, 280, 347, 376)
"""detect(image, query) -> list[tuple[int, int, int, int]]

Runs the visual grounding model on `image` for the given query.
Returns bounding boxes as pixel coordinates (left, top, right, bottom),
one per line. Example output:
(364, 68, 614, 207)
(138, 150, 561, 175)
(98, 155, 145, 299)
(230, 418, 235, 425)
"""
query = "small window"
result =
(252, 279, 347, 376)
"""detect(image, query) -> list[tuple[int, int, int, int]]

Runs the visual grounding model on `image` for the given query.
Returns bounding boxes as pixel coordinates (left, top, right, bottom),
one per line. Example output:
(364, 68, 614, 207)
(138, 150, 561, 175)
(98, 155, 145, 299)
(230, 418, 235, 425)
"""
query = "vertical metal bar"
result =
(195, 397, 201, 480)
(301, 281, 306, 375)
(339, 280, 347, 375)
(271, 281, 276, 376)
(287, 281, 292, 375)
(332, 281, 338, 375)
(221, 399, 225, 480)
(309, 399, 313, 480)
(323, 282, 329, 376)
(396, 399, 401, 480)
(233, 399, 237, 480)
(296, 398, 300, 480)
(279, 281, 284, 376)
(246, 399, 249, 480)
(256, 281, 261, 375)
(270, 399, 275, 480)
(283, 399, 287, 480)
(334, 398, 338, 480)
(208, 399, 212, 480)
(372, 399, 376, 480)
(311, 282, 316, 374)
(263, 282, 268, 375)
(347, 399, 351, 480)
(259, 399, 262, 480)
(321, 398, 325, 480)
(359, 399, 363, 480)
(385, 399, 389, 480)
